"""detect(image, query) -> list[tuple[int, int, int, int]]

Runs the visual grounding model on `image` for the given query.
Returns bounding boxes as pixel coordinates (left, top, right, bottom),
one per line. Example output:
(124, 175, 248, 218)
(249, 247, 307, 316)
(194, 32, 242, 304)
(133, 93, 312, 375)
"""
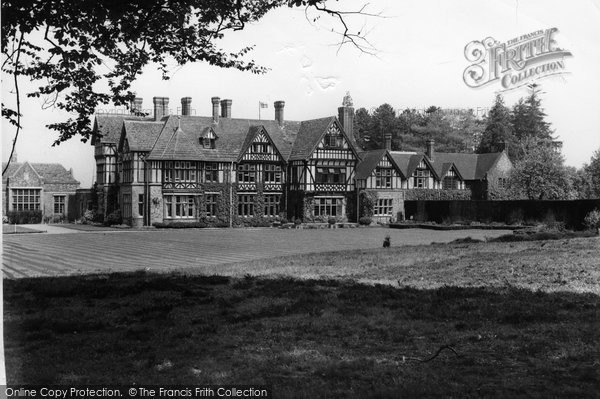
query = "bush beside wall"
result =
(6, 210, 43, 224)
(404, 188, 472, 201)
(405, 199, 600, 230)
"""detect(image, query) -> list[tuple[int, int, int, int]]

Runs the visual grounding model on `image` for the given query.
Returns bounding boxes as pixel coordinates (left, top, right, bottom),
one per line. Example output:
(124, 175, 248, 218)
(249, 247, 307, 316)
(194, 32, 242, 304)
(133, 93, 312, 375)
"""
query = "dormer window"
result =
(200, 137, 216, 149)
(199, 127, 217, 149)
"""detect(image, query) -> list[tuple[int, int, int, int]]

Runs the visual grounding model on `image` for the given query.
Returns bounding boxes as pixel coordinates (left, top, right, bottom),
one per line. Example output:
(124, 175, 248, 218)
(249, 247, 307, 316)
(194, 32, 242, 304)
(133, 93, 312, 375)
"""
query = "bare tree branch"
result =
(309, 2, 384, 56)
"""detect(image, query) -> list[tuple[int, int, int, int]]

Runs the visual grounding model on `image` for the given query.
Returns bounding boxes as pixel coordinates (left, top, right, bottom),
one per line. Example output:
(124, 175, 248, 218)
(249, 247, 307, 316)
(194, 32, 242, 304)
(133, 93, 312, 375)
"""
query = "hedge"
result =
(6, 210, 43, 224)
(405, 199, 600, 230)
(153, 220, 229, 229)
(404, 188, 472, 201)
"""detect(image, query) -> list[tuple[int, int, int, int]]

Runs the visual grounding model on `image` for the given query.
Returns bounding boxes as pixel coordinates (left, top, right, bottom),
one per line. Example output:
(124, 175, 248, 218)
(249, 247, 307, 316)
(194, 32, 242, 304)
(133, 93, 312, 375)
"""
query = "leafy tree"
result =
(396, 108, 425, 150)
(365, 103, 397, 150)
(353, 107, 372, 150)
(510, 87, 554, 161)
(584, 148, 600, 198)
(445, 109, 485, 152)
(2, 0, 379, 173)
(424, 105, 442, 115)
(508, 139, 571, 200)
(410, 107, 474, 153)
(564, 166, 595, 200)
(476, 94, 514, 156)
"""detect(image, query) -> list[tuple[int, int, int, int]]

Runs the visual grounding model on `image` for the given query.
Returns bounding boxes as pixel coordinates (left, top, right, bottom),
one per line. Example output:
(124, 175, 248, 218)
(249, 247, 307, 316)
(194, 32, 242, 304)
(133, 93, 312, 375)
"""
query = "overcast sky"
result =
(2, 0, 599, 188)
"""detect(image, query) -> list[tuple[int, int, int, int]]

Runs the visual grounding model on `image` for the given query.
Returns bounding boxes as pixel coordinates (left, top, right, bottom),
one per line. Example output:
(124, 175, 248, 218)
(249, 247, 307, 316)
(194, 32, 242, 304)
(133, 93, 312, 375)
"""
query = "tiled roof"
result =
(355, 149, 387, 180)
(432, 152, 503, 180)
(475, 153, 504, 179)
(290, 116, 337, 160)
(430, 160, 449, 179)
(146, 116, 302, 162)
(122, 120, 163, 151)
(389, 151, 505, 181)
(92, 114, 154, 145)
(2, 162, 79, 184)
(389, 152, 428, 179)
(237, 125, 286, 162)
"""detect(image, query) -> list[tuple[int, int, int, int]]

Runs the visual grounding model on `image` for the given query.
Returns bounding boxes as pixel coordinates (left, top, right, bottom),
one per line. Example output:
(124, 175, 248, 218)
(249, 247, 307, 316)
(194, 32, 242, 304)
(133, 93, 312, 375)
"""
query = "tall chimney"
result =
(220, 99, 232, 118)
(181, 97, 192, 116)
(153, 97, 163, 121)
(211, 97, 220, 122)
(274, 101, 285, 126)
(426, 139, 435, 161)
(338, 91, 354, 139)
(384, 133, 392, 151)
(161, 97, 170, 118)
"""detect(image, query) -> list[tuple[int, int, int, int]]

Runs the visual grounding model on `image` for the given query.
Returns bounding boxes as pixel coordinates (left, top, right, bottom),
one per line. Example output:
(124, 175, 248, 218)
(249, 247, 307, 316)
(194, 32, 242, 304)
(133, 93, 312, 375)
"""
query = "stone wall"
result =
(366, 189, 405, 222)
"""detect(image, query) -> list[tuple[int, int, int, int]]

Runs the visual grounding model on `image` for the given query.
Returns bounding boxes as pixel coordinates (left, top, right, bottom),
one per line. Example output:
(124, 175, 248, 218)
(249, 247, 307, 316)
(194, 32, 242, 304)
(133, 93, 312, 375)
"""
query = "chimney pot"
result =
(211, 97, 220, 121)
(384, 133, 392, 151)
(153, 97, 164, 121)
(181, 97, 192, 116)
(426, 139, 435, 161)
(161, 97, 169, 118)
(220, 99, 232, 118)
(338, 92, 354, 140)
(274, 101, 285, 126)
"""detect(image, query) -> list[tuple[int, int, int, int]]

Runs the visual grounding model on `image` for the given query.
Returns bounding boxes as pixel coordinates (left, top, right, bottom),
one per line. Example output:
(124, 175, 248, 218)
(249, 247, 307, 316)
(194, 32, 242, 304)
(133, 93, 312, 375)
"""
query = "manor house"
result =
(91, 93, 512, 227)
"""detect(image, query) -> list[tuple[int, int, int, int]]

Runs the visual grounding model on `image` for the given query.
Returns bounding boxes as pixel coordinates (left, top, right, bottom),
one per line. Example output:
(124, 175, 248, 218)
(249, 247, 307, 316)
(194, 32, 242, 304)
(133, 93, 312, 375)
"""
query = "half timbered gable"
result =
(237, 126, 286, 193)
(439, 163, 464, 190)
(313, 120, 358, 161)
(239, 127, 284, 163)
(356, 150, 405, 190)
(289, 118, 359, 193)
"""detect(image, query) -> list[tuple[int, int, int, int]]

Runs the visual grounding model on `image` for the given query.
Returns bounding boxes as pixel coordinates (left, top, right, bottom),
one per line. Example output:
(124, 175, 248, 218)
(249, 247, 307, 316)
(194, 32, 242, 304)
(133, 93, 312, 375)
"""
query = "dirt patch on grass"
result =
(5, 273, 600, 397)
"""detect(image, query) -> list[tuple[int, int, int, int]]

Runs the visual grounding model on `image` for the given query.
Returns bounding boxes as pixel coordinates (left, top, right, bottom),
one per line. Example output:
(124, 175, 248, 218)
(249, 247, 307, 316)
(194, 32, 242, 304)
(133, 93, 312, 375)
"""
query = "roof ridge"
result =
(159, 116, 180, 159)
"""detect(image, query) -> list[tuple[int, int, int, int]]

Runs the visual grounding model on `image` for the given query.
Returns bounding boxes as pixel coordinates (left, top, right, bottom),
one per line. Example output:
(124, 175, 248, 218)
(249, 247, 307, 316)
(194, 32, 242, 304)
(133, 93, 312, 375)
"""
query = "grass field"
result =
(2, 224, 43, 234)
(4, 237, 600, 397)
(181, 236, 600, 294)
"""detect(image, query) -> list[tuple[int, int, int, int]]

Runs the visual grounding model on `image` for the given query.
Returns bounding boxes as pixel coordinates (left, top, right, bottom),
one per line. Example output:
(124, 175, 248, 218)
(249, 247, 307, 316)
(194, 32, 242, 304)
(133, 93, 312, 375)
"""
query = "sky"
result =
(2, 0, 599, 188)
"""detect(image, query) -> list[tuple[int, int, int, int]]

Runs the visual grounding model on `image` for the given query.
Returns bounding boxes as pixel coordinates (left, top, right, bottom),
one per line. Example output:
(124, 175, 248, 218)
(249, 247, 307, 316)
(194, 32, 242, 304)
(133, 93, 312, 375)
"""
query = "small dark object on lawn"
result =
(383, 235, 391, 248)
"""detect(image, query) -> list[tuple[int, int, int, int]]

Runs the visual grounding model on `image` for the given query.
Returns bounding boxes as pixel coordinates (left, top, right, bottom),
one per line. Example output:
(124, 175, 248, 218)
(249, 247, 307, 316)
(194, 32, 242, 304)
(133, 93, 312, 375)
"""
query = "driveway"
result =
(2, 227, 512, 278)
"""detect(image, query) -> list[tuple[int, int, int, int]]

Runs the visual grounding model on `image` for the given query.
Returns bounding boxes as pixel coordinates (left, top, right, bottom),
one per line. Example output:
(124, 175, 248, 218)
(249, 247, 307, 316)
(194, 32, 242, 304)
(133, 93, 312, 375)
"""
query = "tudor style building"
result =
(355, 136, 512, 222)
(2, 157, 80, 221)
(91, 92, 511, 227)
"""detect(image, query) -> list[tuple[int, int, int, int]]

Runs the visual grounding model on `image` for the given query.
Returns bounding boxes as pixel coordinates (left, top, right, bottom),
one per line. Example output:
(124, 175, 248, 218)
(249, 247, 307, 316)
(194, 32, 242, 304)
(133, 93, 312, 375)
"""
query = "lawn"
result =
(4, 237, 600, 398)
(181, 236, 600, 294)
(2, 224, 43, 234)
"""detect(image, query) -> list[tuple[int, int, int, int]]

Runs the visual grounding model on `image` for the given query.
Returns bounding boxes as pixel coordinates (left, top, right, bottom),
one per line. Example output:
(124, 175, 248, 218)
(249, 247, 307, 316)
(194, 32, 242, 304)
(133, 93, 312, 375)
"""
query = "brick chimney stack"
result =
(274, 101, 285, 126)
(338, 91, 354, 139)
(162, 97, 169, 118)
(220, 99, 232, 118)
(384, 133, 392, 151)
(211, 97, 220, 122)
(153, 97, 162, 121)
(153, 97, 169, 121)
(426, 139, 435, 161)
(181, 97, 192, 116)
